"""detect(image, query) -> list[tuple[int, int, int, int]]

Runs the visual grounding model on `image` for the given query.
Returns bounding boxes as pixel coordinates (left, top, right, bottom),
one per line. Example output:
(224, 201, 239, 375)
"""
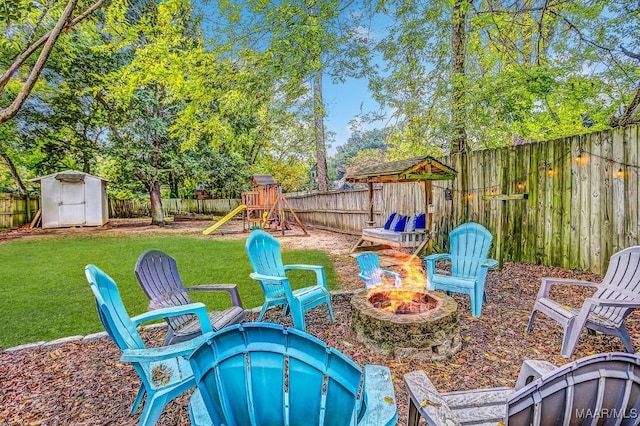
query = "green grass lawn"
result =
(0, 234, 337, 348)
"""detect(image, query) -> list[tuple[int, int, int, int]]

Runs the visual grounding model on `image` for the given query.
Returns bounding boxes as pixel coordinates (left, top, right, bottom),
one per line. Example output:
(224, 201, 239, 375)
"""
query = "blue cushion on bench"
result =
(416, 213, 426, 229)
(405, 215, 417, 232)
(393, 215, 407, 232)
(384, 213, 397, 230)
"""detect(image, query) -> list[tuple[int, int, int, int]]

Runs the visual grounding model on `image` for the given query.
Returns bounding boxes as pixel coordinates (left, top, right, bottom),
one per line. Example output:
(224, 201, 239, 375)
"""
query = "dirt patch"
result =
(2, 219, 639, 425)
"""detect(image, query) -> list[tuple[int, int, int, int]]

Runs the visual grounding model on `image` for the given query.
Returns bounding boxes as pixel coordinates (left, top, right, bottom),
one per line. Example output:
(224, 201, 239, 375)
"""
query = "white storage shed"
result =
(31, 170, 109, 228)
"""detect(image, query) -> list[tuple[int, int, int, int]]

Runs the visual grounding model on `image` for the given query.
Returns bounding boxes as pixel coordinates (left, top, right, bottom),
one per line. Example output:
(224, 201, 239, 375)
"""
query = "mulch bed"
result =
(2, 221, 639, 425)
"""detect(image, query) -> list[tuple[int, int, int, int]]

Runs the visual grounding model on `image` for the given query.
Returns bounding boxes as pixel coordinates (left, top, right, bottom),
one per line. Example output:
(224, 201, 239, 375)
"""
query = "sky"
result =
(322, 75, 381, 155)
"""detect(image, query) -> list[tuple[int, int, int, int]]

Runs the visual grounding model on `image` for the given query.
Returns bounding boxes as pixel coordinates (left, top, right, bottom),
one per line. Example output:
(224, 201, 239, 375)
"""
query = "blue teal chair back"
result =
(85, 264, 202, 426)
(187, 323, 397, 426)
(245, 230, 334, 331)
(355, 252, 401, 288)
(425, 222, 498, 317)
(449, 222, 494, 279)
(86, 264, 147, 352)
(245, 229, 288, 301)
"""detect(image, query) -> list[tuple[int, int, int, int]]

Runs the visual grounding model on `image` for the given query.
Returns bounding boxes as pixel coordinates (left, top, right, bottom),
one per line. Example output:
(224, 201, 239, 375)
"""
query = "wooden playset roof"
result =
(345, 156, 456, 183)
(252, 174, 277, 186)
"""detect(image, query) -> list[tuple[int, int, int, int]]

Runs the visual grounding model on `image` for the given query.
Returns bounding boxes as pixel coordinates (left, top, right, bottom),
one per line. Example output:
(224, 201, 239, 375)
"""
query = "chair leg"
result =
(130, 385, 146, 414)
(258, 303, 270, 321)
(560, 322, 580, 359)
(526, 310, 537, 332)
(406, 400, 421, 426)
(618, 325, 635, 353)
(325, 296, 335, 323)
(471, 285, 484, 317)
(138, 392, 169, 426)
(290, 302, 306, 331)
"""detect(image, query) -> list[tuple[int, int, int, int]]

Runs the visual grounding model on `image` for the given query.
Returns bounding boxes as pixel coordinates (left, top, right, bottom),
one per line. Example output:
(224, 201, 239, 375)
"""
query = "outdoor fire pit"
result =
(350, 288, 461, 360)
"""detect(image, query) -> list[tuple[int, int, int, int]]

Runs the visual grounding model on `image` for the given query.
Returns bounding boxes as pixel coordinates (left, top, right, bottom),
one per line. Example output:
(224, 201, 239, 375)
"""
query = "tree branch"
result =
(0, 0, 108, 93)
(0, 0, 78, 125)
(620, 45, 640, 62)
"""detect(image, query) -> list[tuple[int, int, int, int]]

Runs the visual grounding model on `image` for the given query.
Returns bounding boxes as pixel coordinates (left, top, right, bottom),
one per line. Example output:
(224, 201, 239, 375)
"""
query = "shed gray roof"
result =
(345, 156, 456, 183)
(29, 170, 110, 183)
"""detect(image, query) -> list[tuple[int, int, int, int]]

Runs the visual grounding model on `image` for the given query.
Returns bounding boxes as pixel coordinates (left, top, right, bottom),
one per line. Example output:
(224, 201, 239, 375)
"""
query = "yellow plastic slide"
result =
(202, 204, 247, 235)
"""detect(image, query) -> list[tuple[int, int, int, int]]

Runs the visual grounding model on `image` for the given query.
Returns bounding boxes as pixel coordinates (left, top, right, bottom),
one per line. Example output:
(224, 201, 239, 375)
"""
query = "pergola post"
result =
(367, 181, 375, 227)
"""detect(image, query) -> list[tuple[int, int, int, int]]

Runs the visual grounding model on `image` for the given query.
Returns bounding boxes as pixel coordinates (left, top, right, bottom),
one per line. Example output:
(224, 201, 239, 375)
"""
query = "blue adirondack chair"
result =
(245, 230, 334, 331)
(424, 222, 498, 317)
(355, 252, 402, 288)
(187, 323, 398, 426)
(85, 264, 213, 426)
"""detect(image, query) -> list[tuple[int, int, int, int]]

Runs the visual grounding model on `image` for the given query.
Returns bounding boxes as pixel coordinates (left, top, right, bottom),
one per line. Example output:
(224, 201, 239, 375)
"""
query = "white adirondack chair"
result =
(527, 245, 640, 358)
(405, 352, 640, 426)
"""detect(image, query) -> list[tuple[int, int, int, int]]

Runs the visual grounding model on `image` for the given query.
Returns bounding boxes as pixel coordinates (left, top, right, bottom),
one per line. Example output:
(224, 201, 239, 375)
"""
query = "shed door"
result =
(59, 181, 86, 225)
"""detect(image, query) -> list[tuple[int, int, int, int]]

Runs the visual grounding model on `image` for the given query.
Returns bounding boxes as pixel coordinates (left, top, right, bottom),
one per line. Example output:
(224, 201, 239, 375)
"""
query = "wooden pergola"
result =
(345, 155, 457, 230)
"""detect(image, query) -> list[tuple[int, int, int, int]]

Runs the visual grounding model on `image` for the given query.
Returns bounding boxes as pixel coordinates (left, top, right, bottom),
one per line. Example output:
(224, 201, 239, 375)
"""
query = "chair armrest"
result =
(403, 370, 460, 426)
(249, 272, 288, 283)
(121, 333, 212, 363)
(381, 269, 401, 279)
(536, 278, 600, 299)
(359, 365, 398, 426)
(131, 302, 213, 335)
(186, 284, 243, 309)
(424, 253, 450, 262)
(514, 359, 556, 390)
(284, 264, 327, 289)
(482, 259, 499, 269)
(584, 298, 640, 309)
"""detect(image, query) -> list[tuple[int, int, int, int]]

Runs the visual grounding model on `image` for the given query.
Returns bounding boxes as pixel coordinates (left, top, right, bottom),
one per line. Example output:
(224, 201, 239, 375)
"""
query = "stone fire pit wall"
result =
(350, 289, 461, 361)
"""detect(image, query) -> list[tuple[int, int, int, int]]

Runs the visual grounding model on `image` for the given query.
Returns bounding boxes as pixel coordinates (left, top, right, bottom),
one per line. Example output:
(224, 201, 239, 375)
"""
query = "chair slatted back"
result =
(592, 247, 640, 325)
(135, 249, 194, 331)
(508, 352, 640, 425)
(449, 223, 493, 279)
(355, 252, 383, 288)
(246, 231, 288, 299)
(85, 265, 154, 383)
(189, 323, 363, 426)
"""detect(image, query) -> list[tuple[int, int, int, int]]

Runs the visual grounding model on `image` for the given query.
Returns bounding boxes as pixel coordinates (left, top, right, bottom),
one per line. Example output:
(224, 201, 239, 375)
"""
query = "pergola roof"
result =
(345, 156, 457, 183)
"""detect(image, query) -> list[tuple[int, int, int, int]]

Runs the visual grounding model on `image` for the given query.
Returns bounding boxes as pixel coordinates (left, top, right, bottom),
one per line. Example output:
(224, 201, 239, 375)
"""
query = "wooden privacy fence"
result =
(108, 198, 241, 218)
(0, 194, 39, 229)
(1, 197, 241, 228)
(286, 125, 640, 275)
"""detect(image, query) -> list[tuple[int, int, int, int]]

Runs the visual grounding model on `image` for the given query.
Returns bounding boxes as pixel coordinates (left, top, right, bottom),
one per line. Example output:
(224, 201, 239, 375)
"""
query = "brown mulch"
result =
(2, 219, 639, 425)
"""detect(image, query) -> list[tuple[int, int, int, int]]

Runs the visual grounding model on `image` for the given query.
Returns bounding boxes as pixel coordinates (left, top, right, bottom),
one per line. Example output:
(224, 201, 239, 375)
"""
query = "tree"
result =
(333, 124, 389, 171)
(370, 0, 640, 153)
(215, 0, 367, 192)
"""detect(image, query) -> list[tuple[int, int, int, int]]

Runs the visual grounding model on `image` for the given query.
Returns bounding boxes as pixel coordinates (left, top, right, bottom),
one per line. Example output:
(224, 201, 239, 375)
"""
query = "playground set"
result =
(203, 175, 307, 236)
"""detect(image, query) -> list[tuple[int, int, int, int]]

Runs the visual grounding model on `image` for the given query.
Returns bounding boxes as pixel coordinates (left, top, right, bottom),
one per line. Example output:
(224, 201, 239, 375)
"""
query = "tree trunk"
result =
(149, 114, 165, 225)
(313, 70, 329, 192)
(149, 181, 165, 226)
(450, 0, 468, 154)
(0, 151, 28, 195)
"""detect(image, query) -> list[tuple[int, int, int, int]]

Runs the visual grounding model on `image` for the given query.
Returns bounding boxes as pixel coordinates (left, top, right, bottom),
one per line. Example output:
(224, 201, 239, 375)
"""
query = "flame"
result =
(367, 254, 429, 313)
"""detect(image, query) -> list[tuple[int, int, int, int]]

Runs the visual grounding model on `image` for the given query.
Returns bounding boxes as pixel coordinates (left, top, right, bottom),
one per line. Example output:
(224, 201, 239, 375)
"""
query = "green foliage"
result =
(0, 234, 338, 348)
(368, 0, 640, 151)
(334, 125, 390, 171)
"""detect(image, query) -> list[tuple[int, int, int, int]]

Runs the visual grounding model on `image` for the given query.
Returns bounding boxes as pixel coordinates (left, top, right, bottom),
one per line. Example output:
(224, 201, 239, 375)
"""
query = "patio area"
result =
(1, 222, 638, 425)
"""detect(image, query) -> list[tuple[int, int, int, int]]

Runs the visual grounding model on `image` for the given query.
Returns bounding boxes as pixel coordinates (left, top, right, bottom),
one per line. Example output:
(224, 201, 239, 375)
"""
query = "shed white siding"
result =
(32, 170, 109, 228)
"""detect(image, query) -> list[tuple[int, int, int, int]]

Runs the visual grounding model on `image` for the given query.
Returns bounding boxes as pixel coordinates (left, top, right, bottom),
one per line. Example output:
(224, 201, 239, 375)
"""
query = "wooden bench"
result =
(350, 227, 429, 254)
